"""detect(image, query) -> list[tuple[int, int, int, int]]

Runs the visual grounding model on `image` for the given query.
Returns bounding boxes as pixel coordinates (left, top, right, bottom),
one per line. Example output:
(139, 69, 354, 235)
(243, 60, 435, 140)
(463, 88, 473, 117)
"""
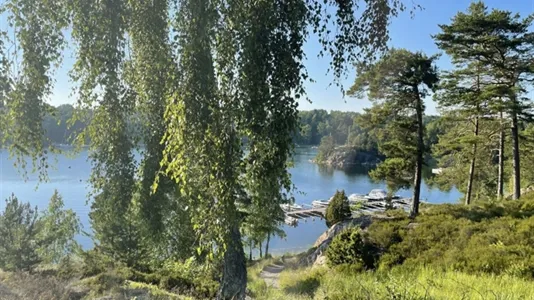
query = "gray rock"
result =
(300, 215, 374, 267)
(317, 146, 381, 169)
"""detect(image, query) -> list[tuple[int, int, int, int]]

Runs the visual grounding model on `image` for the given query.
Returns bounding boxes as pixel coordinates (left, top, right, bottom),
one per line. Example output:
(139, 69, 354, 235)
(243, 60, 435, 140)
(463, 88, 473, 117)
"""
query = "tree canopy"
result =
(0, 0, 411, 298)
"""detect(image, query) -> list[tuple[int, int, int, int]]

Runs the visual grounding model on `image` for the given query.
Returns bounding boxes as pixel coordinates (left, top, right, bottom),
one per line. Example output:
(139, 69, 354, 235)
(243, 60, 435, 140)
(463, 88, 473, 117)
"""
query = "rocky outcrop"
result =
(315, 146, 382, 169)
(298, 215, 374, 267)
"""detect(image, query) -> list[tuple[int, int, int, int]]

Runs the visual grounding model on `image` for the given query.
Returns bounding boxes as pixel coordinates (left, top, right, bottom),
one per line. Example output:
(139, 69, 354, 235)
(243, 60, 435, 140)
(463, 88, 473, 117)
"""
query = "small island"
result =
(311, 135, 383, 169)
(313, 144, 383, 168)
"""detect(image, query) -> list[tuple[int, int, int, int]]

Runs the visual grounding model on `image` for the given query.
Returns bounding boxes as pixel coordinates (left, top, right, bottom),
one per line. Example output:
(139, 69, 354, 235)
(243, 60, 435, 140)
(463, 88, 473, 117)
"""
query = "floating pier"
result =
(282, 198, 412, 226)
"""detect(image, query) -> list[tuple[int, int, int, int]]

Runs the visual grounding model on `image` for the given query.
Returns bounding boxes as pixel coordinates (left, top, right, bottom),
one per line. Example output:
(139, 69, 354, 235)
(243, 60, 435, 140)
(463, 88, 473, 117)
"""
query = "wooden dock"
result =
(283, 198, 412, 225)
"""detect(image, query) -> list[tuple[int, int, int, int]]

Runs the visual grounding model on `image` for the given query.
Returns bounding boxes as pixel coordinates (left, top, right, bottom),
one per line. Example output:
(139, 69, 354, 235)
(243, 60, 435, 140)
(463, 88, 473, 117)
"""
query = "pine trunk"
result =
(411, 88, 424, 218)
(511, 111, 521, 200)
(265, 233, 270, 257)
(249, 240, 252, 261)
(465, 116, 479, 205)
(497, 111, 505, 199)
(259, 241, 262, 258)
(218, 224, 247, 300)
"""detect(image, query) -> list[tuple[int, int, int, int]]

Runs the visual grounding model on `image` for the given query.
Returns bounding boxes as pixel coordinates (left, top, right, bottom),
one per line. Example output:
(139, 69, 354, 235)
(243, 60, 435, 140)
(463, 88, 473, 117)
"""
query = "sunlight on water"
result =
(0, 147, 461, 252)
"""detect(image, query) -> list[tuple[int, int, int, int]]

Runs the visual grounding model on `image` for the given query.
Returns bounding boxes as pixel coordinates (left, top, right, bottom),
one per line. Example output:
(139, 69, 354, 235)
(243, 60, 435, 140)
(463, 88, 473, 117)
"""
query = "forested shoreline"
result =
(2, 0, 534, 299)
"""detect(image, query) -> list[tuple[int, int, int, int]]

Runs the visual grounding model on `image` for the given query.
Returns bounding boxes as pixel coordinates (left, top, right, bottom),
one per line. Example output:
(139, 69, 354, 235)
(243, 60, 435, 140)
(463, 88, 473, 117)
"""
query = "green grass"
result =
(269, 266, 534, 299)
(126, 281, 192, 299)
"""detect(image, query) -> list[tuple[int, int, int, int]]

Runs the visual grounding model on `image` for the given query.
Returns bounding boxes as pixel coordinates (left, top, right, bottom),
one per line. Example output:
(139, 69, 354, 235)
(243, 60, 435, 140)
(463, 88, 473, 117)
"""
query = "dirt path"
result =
(0, 282, 17, 300)
(259, 259, 286, 289)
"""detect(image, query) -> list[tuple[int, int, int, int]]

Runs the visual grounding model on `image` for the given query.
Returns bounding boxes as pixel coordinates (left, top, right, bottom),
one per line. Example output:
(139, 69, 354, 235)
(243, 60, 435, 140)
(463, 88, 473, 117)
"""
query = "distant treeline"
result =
(42, 107, 443, 151)
(295, 109, 442, 148)
(42, 104, 142, 145)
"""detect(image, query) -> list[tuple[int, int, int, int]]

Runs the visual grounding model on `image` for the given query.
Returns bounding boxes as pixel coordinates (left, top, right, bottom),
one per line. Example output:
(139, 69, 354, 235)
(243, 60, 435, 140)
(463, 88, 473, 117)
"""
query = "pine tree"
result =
(349, 49, 439, 217)
(325, 190, 351, 228)
(0, 195, 41, 271)
(433, 14, 498, 204)
(434, 1, 534, 200)
(431, 115, 500, 201)
(38, 190, 81, 264)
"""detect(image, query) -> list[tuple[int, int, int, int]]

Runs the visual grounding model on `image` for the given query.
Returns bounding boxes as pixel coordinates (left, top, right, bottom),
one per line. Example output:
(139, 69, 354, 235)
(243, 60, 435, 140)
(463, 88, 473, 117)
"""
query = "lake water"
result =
(0, 147, 461, 255)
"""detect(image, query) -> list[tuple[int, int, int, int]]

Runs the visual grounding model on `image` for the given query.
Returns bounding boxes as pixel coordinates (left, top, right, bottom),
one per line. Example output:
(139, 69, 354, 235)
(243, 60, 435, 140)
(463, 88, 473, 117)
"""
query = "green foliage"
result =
(434, 2, 534, 201)
(38, 190, 80, 264)
(365, 199, 534, 277)
(296, 110, 377, 149)
(1, 0, 67, 182)
(315, 136, 335, 163)
(324, 190, 350, 228)
(80, 248, 116, 278)
(0, 195, 41, 271)
(157, 259, 219, 299)
(0, 192, 81, 272)
(431, 116, 501, 202)
(273, 265, 534, 300)
(1, 0, 416, 297)
(42, 104, 90, 145)
(349, 49, 439, 216)
(325, 228, 378, 269)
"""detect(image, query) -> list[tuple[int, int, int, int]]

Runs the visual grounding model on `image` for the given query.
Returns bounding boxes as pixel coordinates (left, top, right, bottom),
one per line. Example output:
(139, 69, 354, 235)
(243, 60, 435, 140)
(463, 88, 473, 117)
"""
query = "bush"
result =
(325, 190, 351, 228)
(365, 199, 534, 278)
(159, 258, 218, 298)
(38, 190, 81, 264)
(0, 195, 42, 271)
(0, 191, 81, 272)
(80, 248, 116, 278)
(326, 228, 378, 269)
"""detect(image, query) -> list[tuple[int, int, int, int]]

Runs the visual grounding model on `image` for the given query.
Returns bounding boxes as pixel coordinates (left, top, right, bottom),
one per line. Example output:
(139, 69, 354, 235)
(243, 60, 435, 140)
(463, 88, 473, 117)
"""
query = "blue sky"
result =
(33, 1, 534, 114)
(301, 0, 534, 114)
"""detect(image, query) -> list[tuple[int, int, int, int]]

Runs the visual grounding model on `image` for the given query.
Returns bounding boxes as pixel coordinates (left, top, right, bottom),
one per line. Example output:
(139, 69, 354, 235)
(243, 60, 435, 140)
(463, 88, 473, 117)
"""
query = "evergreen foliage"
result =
(434, 1, 534, 200)
(325, 190, 351, 228)
(0, 192, 80, 271)
(348, 49, 439, 217)
(0, 195, 41, 271)
(315, 136, 335, 163)
(2, 0, 534, 298)
(38, 190, 81, 264)
(325, 228, 378, 269)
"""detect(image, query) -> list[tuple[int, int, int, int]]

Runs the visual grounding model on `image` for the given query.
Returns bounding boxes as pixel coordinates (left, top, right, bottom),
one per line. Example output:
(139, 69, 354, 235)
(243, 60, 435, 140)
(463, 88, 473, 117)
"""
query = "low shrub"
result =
(364, 198, 534, 278)
(0, 192, 81, 272)
(80, 248, 117, 278)
(158, 258, 218, 299)
(325, 228, 378, 269)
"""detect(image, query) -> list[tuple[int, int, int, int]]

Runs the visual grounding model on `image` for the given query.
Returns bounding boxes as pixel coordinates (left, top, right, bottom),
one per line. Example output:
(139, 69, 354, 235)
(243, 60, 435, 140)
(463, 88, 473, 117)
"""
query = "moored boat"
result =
(311, 199, 330, 207)
(348, 193, 365, 204)
(280, 203, 303, 211)
(364, 189, 400, 201)
(284, 216, 298, 226)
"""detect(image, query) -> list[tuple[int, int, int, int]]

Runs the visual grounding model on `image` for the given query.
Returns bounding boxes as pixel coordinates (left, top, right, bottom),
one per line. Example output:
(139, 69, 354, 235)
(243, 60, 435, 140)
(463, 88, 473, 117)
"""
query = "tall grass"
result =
(272, 266, 534, 299)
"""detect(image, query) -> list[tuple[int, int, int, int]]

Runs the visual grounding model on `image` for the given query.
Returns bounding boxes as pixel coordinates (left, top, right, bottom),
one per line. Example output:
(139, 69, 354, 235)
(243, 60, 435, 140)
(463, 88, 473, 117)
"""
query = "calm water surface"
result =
(0, 147, 461, 255)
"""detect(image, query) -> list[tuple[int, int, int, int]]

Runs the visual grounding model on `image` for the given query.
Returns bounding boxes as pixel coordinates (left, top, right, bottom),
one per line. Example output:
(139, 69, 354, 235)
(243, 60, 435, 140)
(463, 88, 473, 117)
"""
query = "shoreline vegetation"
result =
(2, 1, 534, 299)
(247, 193, 534, 299)
(3, 193, 534, 299)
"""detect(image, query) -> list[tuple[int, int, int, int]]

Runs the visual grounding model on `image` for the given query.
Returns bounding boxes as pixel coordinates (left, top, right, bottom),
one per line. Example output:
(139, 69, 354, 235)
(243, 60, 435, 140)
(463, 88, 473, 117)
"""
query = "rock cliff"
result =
(314, 146, 382, 169)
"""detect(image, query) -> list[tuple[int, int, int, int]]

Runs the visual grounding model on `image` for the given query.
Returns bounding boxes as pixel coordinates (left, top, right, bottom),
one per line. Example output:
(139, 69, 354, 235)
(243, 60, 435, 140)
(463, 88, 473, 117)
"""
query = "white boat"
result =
(284, 216, 298, 226)
(364, 189, 400, 201)
(348, 193, 365, 203)
(280, 203, 303, 211)
(311, 199, 330, 207)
